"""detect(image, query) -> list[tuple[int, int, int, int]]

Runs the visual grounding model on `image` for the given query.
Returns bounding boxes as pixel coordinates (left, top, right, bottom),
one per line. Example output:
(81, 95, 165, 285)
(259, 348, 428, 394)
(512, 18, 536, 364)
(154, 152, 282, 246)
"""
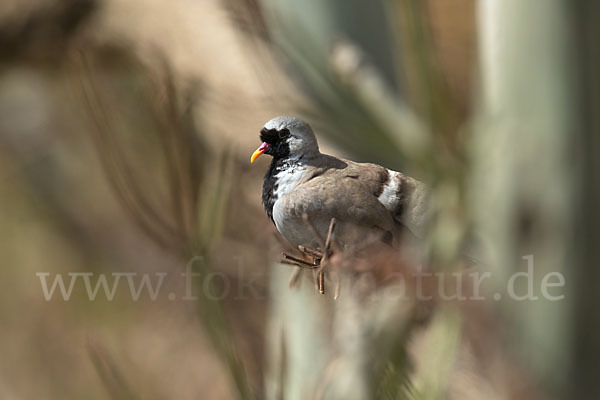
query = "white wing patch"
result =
(378, 170, 401, 211)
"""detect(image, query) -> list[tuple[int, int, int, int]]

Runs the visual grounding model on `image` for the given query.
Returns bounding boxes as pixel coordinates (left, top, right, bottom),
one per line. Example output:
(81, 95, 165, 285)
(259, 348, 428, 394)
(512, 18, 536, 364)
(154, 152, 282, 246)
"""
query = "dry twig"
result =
(280, 217, 338, 295)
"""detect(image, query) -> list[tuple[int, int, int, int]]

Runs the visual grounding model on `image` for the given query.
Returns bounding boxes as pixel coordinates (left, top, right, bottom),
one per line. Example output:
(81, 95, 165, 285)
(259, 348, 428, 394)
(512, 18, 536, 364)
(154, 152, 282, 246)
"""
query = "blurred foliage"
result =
(74, 47, 257, 399)
(0, 0, 95, 63)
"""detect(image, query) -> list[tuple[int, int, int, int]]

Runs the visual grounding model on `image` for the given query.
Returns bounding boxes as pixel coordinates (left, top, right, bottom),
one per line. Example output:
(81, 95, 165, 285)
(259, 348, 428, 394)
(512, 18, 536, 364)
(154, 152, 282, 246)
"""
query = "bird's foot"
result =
(281, 252, 320, 268)
(298, 245, 324, 260)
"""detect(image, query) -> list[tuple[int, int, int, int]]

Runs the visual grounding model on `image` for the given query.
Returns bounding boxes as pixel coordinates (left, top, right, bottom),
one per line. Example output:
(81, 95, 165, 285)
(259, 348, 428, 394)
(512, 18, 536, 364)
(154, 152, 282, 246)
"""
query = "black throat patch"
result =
(259, 128, 292, 222)
(262, 154, 296, 223)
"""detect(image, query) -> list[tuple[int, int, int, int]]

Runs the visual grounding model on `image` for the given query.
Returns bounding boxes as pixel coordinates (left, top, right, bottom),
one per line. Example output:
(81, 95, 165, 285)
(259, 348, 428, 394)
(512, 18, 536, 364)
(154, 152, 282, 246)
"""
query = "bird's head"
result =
(251, 116, 320, 163)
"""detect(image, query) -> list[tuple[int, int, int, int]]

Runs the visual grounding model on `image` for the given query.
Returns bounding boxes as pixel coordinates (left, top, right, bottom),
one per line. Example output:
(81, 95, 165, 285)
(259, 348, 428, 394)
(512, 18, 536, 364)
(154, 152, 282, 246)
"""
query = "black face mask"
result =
(260, 128, 291, 159)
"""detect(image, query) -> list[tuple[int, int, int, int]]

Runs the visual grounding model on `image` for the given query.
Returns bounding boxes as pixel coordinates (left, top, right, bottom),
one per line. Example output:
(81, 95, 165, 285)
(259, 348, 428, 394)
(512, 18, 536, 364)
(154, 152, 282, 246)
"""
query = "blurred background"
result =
(0, 0, 598, 399)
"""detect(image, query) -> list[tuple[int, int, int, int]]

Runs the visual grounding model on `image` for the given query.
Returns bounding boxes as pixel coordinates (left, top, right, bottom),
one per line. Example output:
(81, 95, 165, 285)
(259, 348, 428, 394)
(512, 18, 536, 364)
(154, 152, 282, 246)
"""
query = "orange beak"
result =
(250, 142, 269, 163)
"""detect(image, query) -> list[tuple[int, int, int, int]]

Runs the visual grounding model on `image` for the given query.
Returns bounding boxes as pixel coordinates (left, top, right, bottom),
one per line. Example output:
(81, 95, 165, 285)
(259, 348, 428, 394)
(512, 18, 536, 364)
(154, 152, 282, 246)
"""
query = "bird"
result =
(250, 116, 428, 251)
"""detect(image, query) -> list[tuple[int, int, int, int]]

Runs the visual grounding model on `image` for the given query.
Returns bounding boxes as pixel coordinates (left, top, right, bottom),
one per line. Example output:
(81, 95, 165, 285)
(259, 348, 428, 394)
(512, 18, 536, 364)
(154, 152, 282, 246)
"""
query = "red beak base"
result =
(251, 142, 269, 163)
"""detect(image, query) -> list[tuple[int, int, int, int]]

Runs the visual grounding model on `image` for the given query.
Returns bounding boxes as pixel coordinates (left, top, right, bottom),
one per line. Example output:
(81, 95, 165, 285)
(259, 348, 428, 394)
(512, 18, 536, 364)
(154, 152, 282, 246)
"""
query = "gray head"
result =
(251, 116, 320, 163)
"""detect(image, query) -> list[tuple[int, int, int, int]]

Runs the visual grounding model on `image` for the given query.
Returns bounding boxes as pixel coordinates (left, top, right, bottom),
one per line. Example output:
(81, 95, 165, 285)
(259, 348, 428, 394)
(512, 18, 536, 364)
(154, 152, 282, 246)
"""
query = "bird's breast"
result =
(272, 164, 307, 198)
(262, 158, 308, 223)
(272, 196, 326, 249)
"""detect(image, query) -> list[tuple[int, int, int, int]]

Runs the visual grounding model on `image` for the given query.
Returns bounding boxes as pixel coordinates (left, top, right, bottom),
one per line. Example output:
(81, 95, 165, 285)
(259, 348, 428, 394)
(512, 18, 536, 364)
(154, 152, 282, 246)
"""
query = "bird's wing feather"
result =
(283, 171, 395, 232)
(342, 159, 429, 238)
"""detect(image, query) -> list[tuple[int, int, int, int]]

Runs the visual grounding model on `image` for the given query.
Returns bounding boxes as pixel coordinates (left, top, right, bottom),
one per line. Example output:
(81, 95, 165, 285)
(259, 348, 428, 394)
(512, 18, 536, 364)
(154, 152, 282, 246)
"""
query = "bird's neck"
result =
(262, 155, 305, 222)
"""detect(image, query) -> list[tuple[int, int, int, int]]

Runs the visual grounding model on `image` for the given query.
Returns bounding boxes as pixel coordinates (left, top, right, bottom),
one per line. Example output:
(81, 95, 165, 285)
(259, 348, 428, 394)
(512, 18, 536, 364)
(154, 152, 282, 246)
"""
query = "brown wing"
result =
(341, 159, 429, 238)
(283, 171, 395, 233)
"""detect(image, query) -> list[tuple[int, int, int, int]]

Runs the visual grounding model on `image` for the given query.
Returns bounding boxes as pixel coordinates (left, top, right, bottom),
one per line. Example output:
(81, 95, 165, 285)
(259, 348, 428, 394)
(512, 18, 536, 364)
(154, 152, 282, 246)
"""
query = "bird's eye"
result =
(278, 129, 290, 139)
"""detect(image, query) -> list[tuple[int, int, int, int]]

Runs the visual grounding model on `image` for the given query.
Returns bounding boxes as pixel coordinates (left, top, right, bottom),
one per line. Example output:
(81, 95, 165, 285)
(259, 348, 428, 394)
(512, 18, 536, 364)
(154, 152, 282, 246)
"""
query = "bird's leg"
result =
(298, 245, 324, 260)
(276, 232, 317, 287)
(280, 251, 321, 290)
(297, 245, 323, 291)
(281, 253, 317, 268)
(280, 216, 338, 295)
(280, 252, 321, 289)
